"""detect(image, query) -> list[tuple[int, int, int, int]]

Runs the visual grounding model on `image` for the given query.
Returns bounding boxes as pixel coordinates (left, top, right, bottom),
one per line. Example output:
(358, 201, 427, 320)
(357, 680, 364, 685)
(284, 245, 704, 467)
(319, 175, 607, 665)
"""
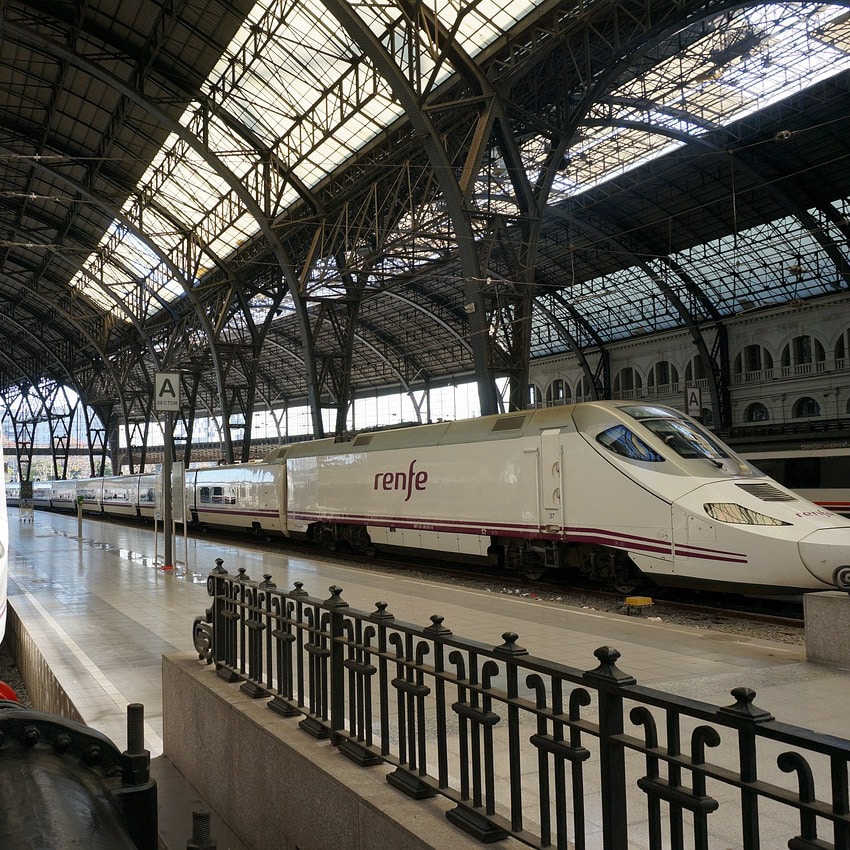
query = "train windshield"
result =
(622, 405, 749, 473)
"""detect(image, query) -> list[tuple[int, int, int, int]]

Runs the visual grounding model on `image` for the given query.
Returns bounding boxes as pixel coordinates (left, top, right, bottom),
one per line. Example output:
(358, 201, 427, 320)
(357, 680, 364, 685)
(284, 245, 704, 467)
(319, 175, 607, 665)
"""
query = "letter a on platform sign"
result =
(684, 386, 702, 418)
(155, 372, 181, 412)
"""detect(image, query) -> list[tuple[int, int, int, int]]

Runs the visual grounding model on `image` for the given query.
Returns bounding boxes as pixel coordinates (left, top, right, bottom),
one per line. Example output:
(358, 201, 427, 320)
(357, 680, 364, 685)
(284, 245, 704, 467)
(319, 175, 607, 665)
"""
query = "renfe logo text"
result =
(374, 459, 428, 502)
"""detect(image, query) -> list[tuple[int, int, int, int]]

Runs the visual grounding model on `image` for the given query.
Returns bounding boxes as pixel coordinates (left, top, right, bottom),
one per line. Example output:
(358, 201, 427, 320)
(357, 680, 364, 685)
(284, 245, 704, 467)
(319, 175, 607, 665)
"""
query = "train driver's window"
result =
(596, 425, 664, 462)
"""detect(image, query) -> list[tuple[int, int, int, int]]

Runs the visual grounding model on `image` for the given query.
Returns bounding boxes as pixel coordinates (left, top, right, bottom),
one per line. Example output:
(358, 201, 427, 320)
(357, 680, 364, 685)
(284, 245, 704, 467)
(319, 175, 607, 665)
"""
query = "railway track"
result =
(217, 530, 806, 640)
(59, 509, 810, 642)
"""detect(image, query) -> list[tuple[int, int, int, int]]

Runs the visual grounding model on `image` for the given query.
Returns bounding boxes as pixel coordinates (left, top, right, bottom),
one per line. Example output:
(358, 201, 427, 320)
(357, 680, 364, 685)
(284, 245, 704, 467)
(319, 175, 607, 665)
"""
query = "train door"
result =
(538, 429, 564, 533)
(276, 464, 288, 535)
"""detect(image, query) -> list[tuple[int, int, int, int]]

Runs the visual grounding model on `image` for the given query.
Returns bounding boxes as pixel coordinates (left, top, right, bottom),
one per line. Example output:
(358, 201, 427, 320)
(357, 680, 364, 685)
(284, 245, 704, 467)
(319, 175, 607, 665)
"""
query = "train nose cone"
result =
(798, 528, 850, 589)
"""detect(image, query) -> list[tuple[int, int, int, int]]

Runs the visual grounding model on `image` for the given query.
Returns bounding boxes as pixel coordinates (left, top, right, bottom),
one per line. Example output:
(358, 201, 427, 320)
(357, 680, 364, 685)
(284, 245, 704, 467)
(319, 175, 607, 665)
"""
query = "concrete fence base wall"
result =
(804, 591, 850, 666)
(163, 654, 521, 850)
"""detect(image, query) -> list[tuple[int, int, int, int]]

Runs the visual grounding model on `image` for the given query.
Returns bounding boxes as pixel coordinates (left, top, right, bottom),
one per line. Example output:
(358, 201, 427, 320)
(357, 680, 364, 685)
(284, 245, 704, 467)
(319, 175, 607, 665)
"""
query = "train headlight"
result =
(703, 503, 791, 526)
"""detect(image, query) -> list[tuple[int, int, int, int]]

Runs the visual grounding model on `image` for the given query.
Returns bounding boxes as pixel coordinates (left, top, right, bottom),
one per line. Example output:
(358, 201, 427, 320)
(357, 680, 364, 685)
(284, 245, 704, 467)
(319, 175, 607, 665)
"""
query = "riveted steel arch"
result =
(322, 0, 500, 416)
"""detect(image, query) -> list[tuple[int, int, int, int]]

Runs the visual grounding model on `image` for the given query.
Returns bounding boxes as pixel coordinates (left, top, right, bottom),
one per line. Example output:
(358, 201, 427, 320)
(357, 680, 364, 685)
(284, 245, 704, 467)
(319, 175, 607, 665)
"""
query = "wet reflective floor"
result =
(6, 506, 849, 761)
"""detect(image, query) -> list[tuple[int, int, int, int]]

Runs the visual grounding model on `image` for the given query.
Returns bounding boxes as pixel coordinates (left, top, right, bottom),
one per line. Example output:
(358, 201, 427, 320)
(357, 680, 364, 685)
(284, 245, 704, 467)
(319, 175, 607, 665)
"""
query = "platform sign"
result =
(154, 372, 181, 412)
(684, 386, 702, 418)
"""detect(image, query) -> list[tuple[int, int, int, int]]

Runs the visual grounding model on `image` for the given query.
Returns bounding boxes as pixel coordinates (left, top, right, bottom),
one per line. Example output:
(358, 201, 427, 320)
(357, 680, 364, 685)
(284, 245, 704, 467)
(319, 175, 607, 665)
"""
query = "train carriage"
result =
(137, 474, 157, 521)
(77, 479, 104, 514)
(187, 464, 285, 535)
(32, 481, 52, 510)
(50, 479, 78, 512)
(102, 478, 139, 517)
(277, 402, 850, 593)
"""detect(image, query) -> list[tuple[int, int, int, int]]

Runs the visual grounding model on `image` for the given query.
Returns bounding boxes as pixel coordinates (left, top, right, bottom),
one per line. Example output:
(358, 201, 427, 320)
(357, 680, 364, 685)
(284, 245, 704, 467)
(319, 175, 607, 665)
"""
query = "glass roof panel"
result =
(547, 4, 850, 203)
(530, 209, 842, 358)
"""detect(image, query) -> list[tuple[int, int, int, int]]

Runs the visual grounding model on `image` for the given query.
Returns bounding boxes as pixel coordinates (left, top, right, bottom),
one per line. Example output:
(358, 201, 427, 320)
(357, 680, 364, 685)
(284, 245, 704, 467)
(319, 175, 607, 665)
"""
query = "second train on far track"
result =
(8, 401, 850, 595)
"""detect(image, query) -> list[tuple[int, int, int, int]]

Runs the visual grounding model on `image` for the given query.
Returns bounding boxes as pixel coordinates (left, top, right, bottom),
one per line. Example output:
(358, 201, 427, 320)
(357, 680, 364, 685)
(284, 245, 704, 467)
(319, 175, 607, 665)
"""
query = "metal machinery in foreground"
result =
(194, 559, 850, 850)
(0, 702, 158, 850)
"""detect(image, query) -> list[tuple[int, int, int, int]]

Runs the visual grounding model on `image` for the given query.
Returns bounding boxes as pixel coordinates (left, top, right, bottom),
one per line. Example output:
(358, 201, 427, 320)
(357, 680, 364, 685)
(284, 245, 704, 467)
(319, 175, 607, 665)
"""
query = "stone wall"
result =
(162, 653, 523, 850)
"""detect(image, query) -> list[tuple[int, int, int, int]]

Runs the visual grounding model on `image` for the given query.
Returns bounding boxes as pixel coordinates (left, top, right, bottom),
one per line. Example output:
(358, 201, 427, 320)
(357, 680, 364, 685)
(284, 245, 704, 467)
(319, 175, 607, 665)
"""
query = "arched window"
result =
(613, 367, 642, 399)
(545, 378, 570, 406)
(528, 384, 543, 408)
(781, 335, 825, 376)
(792, 396, 821, 418)
(684, 355, 708, 384)
(835, 329, 849, 366)
(734, 344, 774, 378)
(745, 402, 769, 422)
(647, 360, 679, 394)
(576, 375, 595, 400)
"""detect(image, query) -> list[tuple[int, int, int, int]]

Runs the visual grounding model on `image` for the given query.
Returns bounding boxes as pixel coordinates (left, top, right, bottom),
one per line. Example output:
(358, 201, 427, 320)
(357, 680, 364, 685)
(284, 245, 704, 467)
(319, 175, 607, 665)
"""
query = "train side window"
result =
(200, 487, 211, 504)
(224, 487, 236, 505)
(211, 486, 223, 503)
(822, 457, 850, 489)
(785, 457, 821, 489)
(596, 425, 664, 462)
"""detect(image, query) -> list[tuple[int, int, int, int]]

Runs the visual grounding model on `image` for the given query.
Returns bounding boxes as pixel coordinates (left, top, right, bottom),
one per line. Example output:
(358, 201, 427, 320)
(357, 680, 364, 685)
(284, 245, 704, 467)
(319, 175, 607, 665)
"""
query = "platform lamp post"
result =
(154, 372, 181, 571)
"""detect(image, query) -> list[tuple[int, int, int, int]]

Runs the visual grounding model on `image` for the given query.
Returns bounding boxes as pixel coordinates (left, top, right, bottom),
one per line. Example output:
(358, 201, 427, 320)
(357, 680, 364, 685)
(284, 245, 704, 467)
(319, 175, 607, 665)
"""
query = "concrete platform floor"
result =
(5, 507, 850, 848)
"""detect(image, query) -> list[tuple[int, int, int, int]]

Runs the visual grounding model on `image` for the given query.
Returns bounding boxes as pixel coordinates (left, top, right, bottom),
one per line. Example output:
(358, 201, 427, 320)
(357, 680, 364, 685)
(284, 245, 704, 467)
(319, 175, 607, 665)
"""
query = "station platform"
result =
(5, 508, 850, 847)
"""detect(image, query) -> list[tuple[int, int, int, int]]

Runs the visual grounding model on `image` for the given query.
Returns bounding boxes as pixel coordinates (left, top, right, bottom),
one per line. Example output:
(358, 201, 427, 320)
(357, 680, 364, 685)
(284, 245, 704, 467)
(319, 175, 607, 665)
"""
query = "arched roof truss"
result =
(2, 0, 850, 451)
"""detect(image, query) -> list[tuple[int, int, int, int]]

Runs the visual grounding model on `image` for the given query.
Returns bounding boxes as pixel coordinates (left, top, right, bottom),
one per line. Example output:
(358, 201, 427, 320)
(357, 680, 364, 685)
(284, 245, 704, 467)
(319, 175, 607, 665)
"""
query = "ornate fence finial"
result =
(720, 687, 774, 723)
(291, 581, 308, 596)
(212, 558, 227, 574)
(584, 646, 637, 686)
(424, 614, 452, 636)
(494, 631, 528, 656)
(324, 585, 349, 608)
(259, 574, 276, 589)
(370, 601, 394, 621)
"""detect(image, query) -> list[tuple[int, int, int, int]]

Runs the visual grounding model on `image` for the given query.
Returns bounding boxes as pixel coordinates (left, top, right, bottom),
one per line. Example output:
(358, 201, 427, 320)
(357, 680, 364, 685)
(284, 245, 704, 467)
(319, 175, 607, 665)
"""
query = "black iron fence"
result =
(192, 560, 850, 849)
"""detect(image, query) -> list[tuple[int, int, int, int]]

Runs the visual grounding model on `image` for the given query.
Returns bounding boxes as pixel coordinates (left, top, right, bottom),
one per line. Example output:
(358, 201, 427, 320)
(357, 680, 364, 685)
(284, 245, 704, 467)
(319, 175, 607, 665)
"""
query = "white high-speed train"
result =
(8, 401, 850, 595)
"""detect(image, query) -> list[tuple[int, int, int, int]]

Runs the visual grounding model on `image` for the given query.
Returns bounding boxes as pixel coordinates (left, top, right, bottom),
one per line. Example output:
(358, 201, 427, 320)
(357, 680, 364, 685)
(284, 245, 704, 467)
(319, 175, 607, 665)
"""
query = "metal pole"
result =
(162, 411, 174, 570)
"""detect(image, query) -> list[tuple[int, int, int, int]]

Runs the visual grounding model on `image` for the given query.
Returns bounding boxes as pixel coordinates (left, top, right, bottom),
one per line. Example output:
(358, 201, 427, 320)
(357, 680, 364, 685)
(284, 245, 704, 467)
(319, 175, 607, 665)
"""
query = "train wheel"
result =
(520, 548, 547, 581)
(587, 547, 642, 594)
(610, 575, 640, 595)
